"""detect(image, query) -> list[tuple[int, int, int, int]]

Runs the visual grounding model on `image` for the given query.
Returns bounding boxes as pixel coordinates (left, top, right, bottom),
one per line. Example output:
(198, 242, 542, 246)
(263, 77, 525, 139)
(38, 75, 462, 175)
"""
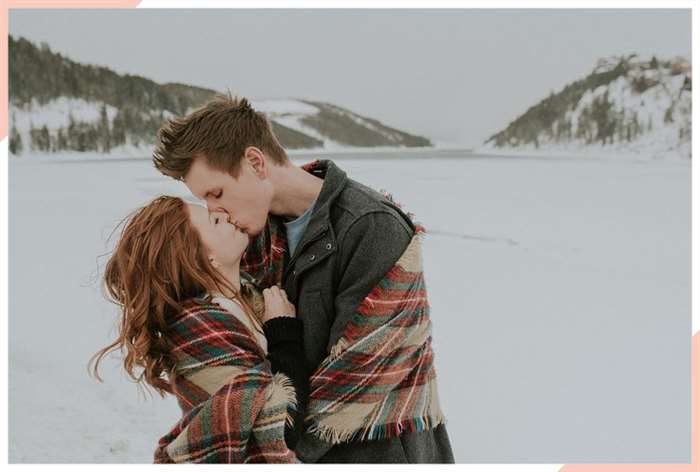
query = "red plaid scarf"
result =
(153, 299, 300, 463)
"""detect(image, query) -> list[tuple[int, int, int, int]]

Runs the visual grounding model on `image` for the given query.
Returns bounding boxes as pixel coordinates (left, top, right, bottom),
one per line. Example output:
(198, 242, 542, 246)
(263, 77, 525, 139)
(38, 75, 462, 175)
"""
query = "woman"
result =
(89, 195, 309, 463)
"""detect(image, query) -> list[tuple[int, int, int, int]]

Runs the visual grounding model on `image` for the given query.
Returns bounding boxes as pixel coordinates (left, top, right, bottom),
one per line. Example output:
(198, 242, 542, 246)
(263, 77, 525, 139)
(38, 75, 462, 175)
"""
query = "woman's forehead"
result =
(186, 203, 209, 223)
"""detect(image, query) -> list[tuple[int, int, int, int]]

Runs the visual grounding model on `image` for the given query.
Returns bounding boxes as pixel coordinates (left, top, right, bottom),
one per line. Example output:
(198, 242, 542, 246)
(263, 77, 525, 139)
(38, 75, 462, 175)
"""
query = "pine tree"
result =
(29, 122, 40, 152)
(632, 112, 641, 138)
(98, 103, 111, 152)
(111, 112, 126, 147)
(67, 113, 77, 150)
(57, 128, 68, 151)
(9, 121, 23, 155)
(664, 105, 674, 124)
(40, 125, 50, 151)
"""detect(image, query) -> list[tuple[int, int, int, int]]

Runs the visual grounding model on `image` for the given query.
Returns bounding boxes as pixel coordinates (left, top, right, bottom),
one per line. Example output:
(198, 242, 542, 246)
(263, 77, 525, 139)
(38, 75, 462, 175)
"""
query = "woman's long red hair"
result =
(88, 195, 263, 397)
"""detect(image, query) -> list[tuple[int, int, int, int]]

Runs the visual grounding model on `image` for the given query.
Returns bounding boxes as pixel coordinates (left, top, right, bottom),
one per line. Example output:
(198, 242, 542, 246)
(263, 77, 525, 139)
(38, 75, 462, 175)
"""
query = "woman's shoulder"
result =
(168, 296, 250, 341)
(174, 296, 234, 322)
(166, 297, 265, 368)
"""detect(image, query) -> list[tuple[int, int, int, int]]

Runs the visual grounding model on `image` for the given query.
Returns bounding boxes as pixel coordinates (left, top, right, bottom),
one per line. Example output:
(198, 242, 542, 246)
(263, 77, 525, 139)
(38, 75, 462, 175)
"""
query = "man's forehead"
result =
(185, 161, 219, 195)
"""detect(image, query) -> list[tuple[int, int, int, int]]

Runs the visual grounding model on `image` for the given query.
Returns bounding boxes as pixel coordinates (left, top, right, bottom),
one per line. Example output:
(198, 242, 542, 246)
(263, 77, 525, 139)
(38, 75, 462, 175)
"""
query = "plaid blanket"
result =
(153, 299, 301, 463)
(304, 227, 446, 443)
(240, 164, 446, 446)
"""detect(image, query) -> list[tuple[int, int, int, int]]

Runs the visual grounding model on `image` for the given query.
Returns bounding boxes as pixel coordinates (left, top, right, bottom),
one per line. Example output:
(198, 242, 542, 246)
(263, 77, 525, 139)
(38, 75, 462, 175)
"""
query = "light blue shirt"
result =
(284, 198, 317, 258)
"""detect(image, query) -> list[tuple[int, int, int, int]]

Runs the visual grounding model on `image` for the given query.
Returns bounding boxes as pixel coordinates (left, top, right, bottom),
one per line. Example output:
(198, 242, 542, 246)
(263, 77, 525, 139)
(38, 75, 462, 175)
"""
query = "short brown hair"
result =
(153, 94, 289, 180)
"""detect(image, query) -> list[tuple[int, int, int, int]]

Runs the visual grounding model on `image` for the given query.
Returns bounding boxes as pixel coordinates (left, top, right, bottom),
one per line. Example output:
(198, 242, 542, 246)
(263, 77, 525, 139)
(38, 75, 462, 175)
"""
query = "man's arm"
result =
(328, 210, 414, 352)
(295, 210, 413, 462)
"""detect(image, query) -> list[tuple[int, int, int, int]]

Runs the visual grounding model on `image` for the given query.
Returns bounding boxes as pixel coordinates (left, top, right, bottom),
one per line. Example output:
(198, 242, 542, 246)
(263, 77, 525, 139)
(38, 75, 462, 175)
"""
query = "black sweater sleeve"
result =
(262, 316, 310, 452)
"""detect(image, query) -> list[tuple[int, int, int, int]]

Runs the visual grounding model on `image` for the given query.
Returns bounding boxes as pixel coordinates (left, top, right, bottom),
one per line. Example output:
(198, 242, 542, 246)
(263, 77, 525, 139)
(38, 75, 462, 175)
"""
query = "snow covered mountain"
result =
(483, 54, 691, 159)
(252, 98, 431, 149)
(8, 35, 431, 157)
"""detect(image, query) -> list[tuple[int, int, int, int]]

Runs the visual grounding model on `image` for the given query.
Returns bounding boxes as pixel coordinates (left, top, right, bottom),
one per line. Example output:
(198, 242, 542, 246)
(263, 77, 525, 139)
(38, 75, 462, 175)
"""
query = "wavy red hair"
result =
(88, 195, 263, 397)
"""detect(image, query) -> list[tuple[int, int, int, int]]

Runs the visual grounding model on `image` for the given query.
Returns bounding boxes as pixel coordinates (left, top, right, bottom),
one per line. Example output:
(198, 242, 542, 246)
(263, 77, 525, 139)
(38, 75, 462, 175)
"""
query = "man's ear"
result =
(244, 146, 267, 179)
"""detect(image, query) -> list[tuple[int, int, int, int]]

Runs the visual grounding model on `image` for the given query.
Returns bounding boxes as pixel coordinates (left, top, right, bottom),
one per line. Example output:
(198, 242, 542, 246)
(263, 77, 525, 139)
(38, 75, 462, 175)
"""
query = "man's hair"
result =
(153, 94, 289, 180)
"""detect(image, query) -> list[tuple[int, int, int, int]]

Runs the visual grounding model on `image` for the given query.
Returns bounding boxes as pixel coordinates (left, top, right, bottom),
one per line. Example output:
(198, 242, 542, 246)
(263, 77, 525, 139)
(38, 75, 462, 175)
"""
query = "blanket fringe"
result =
(271, 372, 298, 429)
(327, 336, 350, 361)
(396, 233, 423, 273)
(307, 411, 447, 445)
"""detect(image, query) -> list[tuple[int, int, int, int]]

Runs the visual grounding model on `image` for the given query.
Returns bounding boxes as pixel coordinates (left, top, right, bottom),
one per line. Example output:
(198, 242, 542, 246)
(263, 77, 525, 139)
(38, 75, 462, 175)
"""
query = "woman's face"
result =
(187, 203, 249, 268)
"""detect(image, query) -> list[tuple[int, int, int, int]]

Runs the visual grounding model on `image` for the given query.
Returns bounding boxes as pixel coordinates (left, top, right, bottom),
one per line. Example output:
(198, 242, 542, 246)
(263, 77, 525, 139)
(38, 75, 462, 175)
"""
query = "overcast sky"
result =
(9, 8, 691, 146)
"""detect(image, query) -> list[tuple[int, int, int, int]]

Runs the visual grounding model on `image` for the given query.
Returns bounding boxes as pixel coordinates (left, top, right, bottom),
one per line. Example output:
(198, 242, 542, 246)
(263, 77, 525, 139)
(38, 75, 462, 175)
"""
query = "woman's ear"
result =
(209, 257, 221, 269)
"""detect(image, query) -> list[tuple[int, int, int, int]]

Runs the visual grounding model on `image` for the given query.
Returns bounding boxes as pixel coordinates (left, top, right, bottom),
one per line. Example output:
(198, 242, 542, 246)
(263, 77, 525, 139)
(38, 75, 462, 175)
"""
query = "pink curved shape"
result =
(2, 1, 142, 140)
(560, 331, 699, 471)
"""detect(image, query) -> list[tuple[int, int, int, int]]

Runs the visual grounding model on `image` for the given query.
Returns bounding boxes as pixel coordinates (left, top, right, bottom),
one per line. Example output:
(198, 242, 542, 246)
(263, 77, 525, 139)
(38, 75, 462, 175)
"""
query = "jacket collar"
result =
(296, 159, 347, 242)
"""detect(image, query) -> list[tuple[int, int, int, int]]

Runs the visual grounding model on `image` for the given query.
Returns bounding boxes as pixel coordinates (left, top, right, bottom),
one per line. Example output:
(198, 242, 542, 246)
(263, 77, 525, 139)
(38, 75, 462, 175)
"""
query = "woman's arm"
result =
(155, 303, 299, 463)
(263, 316, 310, 451)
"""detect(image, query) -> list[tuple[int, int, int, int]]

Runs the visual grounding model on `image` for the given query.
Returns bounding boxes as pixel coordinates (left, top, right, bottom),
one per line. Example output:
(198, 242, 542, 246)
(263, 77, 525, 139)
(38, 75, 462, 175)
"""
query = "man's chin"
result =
(246, 226, 264, 238)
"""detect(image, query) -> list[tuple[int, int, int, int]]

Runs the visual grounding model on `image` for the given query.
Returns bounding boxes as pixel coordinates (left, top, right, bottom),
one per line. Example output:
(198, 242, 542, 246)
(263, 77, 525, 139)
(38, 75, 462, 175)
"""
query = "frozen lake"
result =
(8, 149, 691, 463)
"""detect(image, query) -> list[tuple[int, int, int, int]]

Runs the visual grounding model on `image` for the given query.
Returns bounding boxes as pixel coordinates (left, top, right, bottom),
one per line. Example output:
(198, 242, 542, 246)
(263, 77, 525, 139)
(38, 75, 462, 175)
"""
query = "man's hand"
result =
(262, 286, 296, 322)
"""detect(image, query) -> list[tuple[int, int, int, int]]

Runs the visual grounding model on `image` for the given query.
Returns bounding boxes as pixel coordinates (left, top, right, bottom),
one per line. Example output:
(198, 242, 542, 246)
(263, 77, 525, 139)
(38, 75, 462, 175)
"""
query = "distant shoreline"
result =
(9, 145, 474, 164)
(9, 143, 690, 166)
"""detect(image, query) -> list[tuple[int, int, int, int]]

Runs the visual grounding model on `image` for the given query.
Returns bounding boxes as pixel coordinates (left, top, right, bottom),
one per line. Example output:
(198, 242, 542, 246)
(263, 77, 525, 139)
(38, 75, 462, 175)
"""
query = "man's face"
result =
(184, 155, 273, 237)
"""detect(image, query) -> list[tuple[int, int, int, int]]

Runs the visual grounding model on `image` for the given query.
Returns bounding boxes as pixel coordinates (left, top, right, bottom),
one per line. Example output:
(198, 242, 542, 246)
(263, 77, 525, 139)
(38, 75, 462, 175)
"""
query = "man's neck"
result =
(270, 164, 324, 219)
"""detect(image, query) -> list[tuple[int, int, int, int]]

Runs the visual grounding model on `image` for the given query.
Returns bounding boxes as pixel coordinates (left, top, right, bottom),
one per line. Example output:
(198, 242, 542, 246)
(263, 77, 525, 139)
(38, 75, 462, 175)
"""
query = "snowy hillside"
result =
(252, 98, 431, 150)
(482, 54, 691, 159)
(8, 35, 432, 157)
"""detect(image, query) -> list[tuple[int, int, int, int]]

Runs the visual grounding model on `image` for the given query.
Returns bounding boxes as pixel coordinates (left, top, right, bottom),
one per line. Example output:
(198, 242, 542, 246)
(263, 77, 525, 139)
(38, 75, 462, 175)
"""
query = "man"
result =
(152, 95, 454, 463)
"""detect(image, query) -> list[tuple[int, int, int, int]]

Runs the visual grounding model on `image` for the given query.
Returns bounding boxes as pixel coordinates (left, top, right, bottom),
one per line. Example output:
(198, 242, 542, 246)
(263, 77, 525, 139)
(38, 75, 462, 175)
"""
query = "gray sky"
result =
(9, 8, 691, 146)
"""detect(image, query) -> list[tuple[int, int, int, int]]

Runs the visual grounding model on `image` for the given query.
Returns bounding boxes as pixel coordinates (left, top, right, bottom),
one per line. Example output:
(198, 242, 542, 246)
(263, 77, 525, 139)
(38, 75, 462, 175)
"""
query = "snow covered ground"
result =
(8, 150, 691, 463)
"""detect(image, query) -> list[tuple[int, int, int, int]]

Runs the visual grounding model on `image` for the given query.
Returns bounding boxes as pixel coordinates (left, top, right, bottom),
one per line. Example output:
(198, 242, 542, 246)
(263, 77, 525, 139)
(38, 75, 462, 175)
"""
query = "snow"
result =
(250, 98, 413, 148)
(272, 114, 347, 150)
(475, 139, 690, 162)
(9, 150, 690, 462)
(8, 98, 173, 160)
(10, 142, 440, 163)
(9, 143, 156, 163)
(10, 97, 119, 131)
(250, 98, 319, 116)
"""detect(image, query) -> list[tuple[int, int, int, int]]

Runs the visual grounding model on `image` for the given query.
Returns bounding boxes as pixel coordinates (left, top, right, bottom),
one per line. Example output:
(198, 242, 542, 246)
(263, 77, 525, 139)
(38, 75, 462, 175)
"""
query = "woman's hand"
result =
(262, 285, 296, 322)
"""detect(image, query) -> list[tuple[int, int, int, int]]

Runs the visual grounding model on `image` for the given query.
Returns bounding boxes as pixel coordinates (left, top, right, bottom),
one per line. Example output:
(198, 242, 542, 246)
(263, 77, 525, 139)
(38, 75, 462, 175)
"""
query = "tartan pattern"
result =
(303, 229, 446, 444)
(153, 300, 301, 463)
(240, 215, 287, 289)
